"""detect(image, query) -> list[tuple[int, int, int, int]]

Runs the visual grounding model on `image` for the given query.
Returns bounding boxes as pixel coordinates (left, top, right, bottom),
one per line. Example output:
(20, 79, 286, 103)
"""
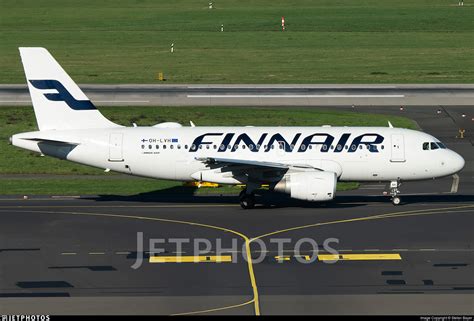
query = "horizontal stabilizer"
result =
(23, 137, 80, 146)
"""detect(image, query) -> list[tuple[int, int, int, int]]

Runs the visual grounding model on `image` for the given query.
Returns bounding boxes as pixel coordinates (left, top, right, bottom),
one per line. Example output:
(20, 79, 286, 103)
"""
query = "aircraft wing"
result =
(195, 157, 315, 170)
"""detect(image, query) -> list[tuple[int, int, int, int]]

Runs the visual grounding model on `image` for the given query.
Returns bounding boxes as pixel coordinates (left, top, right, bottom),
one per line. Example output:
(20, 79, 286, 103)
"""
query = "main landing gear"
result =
(389, 179, 402, 205)
(239, 189, 256, 209)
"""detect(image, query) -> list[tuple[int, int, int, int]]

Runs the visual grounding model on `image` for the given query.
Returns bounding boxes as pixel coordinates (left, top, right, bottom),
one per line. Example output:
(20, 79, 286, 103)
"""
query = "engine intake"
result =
(274, 171, 337, 201)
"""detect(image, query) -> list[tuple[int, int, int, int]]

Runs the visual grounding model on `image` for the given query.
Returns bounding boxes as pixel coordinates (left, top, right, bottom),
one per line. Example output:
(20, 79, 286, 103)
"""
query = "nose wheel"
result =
(391, 196, 401, 205)
(390, 179, 402, 206)
(239, 189, 256, 209)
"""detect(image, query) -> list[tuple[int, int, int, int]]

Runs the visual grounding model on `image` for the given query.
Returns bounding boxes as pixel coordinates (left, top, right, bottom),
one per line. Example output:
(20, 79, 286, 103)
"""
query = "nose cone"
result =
(450, 151, 465, 174)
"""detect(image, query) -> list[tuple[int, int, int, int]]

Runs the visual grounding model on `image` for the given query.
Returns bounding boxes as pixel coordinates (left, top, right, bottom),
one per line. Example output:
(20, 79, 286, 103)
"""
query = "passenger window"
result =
(381, 145, 384, 150)
(141, 145, 145, 149)
(430, 142, 439, 150)
(213, 145, 217, 149)
(170, 145, 174, 149)
(163, 145, 167, 149)
(177, 145, 181, 149)
(148, 145, 152, 149)
(185, 145, 188, 149)
(156, 145, 159, 149)
(423, 142, 429, 150)
(308, 145, 312, 150)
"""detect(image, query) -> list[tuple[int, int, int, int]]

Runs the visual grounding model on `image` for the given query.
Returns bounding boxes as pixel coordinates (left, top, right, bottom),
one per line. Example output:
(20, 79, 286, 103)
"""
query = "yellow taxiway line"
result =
(249, 204, 474, 242)
(0, 208, 261, 316)
(0, 204, 472, 315)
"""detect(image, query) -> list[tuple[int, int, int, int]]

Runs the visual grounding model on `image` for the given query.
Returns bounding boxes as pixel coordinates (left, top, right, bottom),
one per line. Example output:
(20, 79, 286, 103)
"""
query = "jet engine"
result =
(273, 171, 337, 201)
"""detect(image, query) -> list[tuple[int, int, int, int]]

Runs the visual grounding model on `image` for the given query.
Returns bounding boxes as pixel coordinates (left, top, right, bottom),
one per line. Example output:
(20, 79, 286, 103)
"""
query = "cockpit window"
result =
(423, 141, 446, 150)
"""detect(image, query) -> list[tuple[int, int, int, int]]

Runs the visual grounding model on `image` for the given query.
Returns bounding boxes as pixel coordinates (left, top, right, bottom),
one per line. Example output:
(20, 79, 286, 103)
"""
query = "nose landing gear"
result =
(390, 179, 402, 205)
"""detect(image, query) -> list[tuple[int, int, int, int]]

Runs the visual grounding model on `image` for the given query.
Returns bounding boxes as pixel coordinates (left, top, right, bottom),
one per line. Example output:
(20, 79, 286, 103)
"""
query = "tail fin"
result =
(19, 47, 120, 131)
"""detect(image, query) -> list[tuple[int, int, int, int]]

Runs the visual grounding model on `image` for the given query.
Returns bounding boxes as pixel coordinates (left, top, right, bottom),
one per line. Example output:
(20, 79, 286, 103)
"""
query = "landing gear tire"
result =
(389, 179, 402, 206)
(391, 196, 401, 206)
(239, 189, 256, 210)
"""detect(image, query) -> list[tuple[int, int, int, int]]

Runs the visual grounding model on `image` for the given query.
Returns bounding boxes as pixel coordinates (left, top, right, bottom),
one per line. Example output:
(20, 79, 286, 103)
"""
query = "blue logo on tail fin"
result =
(29, 79, 96, 110)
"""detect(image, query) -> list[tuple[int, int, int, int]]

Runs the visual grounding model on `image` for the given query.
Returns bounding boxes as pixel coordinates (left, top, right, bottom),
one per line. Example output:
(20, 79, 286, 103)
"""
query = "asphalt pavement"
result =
(0, 91, 472, 315)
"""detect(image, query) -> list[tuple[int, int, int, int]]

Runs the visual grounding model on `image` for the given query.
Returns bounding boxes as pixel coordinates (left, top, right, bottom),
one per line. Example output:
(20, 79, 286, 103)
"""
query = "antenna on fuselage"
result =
(388, 121, 394, 128)
(190, 121, 196, 127)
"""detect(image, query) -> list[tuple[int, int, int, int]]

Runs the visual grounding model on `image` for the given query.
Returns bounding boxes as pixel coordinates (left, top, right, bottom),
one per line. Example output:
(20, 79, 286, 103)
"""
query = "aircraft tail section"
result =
(19, 47, 120, 131)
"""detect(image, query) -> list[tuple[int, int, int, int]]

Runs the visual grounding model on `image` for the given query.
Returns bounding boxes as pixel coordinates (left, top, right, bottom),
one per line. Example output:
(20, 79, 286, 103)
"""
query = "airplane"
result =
(10, 47, 465, 209)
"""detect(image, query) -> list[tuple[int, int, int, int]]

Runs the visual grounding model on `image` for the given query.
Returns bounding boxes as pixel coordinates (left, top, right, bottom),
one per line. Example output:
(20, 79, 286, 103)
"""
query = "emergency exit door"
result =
(390, 134, 405, 162)
(109, 133, 124, 162)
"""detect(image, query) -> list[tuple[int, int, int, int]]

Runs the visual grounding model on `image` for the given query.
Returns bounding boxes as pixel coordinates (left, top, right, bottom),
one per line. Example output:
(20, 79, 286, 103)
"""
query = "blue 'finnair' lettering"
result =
(189, 133, 385, 153)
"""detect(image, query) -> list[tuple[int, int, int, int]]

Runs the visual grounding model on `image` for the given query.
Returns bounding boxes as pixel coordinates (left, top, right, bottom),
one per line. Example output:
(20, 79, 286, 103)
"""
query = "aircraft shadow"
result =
(83, 186, 474, 209)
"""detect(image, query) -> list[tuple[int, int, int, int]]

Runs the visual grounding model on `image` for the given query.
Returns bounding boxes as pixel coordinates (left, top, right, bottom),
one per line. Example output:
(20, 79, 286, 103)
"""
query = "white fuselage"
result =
(12, 126, 465, 184)
(13, 47, 466, 206)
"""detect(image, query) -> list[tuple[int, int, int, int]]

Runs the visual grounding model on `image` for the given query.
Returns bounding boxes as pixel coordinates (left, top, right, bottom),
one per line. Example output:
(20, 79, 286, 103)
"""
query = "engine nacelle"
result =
(274, 171, 337, 202)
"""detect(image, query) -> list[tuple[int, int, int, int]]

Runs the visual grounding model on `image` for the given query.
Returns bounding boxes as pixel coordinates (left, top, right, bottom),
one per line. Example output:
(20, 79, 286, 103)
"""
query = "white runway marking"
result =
(94, 100, 150, 103)
(187, 95, 405, 98)
(0, 101, 31, 103)
(186, 86, 399, 89)
(0, 100, 151, 103)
